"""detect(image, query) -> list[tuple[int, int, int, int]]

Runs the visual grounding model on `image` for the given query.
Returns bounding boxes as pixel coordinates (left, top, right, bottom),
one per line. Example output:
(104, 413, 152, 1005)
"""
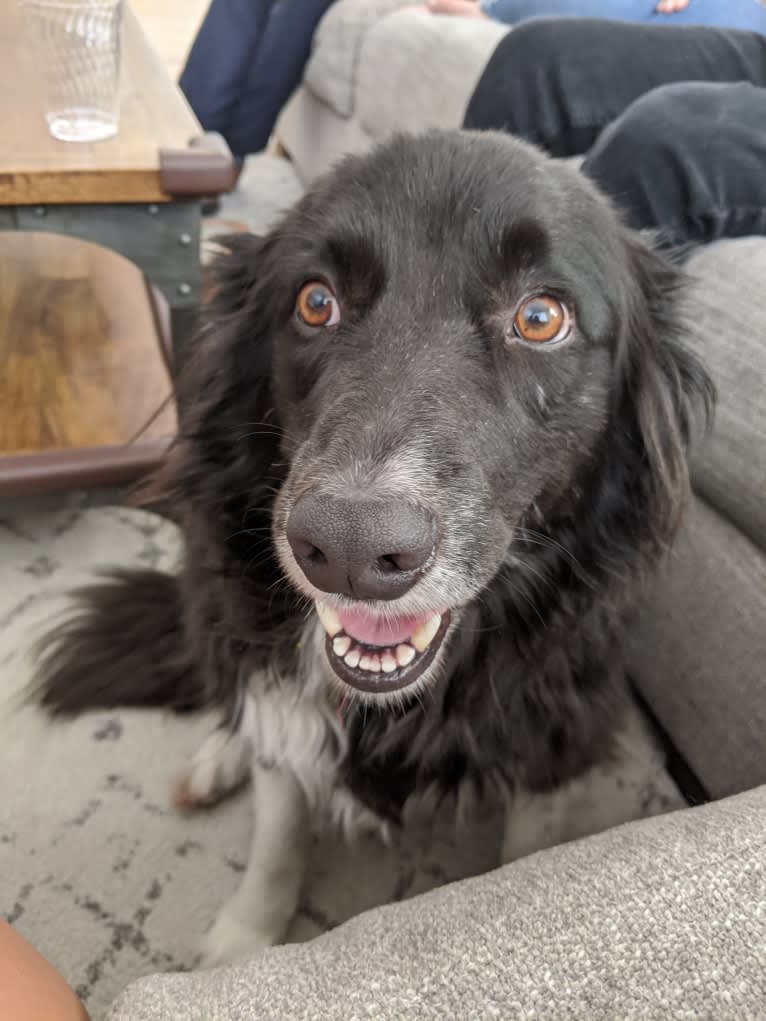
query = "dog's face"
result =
(188, 132, 708, 705)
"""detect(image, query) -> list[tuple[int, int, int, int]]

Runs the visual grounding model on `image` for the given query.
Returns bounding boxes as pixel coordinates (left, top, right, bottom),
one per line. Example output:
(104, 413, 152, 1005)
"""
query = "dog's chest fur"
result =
(251, 609, 629, 827)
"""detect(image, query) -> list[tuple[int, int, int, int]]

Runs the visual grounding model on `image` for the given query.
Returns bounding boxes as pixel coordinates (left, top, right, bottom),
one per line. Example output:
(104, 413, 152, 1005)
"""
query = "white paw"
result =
(200, 908, 282, 968)
(172, 726, 253, 812)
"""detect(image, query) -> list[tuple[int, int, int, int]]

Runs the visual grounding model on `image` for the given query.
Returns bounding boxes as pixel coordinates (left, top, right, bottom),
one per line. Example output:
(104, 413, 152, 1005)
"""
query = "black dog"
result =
(38, 130, 712, 963)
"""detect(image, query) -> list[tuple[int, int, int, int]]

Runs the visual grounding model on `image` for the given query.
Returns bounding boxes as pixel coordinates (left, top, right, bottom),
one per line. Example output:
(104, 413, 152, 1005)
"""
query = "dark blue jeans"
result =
(180, 0, 336, 158)
(464, 19, 766, 245)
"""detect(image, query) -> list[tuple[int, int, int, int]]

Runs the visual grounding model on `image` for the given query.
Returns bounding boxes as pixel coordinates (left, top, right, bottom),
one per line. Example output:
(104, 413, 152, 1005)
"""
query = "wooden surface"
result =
(0, 0, 201, 205)
(132, 0, 207, 81)
(0, 232, 176, 457)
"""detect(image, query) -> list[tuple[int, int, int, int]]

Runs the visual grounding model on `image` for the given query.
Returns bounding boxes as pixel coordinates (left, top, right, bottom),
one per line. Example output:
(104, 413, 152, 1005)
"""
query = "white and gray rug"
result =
(0, 159, 684, 1020)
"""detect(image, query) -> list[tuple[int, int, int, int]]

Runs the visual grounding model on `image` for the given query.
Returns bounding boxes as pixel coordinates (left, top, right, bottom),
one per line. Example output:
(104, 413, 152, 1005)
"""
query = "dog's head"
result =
(171, 131, 712, 704)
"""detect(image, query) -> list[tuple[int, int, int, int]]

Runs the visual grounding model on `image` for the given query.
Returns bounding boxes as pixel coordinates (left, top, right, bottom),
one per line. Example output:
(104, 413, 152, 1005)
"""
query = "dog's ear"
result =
(143, 232, 282, 526)
(607, 235, 714, 551)
(204, 231, 268, 316)
(139, 231, 294, 714)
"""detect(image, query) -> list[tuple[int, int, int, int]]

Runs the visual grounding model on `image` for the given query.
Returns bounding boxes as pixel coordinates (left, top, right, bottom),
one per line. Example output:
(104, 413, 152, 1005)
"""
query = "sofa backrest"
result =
(627, 239, 766, 800)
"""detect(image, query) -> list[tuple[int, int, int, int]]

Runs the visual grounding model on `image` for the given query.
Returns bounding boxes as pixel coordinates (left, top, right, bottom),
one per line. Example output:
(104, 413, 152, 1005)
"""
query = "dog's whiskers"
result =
(233, 418, 287, 443)
(513, 527, 594, 587)
(225, 525, 274, 543)
(506, 556, 556, 599)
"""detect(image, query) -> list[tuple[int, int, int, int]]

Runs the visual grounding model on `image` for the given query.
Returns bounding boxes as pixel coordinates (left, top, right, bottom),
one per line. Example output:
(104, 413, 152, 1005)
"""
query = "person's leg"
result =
(463, 18, 766, 155)
(179, 0, 276, 139)
(583, 81, 766, 244)
(224, 0, 338, 158)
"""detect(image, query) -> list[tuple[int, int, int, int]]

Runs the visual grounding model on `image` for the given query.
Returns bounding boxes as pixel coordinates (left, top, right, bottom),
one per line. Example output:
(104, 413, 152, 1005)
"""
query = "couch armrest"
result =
(356, 10, 508, 138)
(306, 2, 508, 130)
(306, 0, 423, 119)
(108, 787, 766, 1020)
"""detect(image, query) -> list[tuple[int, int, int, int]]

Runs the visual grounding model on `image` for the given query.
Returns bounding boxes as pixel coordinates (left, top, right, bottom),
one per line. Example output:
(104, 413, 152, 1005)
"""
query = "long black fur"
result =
(36, 131, 713, 821)
(36, 570, 202, 713)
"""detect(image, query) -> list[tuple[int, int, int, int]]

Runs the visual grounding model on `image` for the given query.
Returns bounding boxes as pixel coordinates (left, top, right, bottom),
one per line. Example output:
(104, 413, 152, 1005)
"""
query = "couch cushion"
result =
(306, 2, 507, 130)
(684, 238, 766, 549)
(305, 0, 414, 119)
(109, 786, 766, 1020)
(627, 495, 766, 800)
(357, 11, 508, 138)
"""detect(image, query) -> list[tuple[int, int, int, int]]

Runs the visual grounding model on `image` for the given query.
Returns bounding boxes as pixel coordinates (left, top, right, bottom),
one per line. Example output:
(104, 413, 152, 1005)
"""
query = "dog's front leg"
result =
(201, 760, 309, 967)
(501, 787, 571, 864)
(502, 777, 643, 864)
(502, 710, 675, 864)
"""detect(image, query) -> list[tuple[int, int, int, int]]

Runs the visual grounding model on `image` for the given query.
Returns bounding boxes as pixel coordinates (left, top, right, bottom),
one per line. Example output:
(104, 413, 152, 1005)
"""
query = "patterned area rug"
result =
(0, 496, 686, 1019)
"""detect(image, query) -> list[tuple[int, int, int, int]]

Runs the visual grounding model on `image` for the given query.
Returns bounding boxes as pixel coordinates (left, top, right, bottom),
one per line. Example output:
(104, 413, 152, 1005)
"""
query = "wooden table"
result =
(0, 0, 232, 352)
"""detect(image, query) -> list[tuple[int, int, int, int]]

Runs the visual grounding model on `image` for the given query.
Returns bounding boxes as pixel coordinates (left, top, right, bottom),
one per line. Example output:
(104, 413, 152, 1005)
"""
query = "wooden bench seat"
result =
(0, 232, 177, 495)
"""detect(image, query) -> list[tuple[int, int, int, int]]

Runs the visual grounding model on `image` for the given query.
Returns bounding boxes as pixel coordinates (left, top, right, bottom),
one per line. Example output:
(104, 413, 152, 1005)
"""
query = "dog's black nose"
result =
(286, 494, 438, 600)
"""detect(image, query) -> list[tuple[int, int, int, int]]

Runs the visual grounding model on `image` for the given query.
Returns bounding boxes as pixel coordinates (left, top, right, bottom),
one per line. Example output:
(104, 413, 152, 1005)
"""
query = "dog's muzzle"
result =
(286, 492, 448, 692)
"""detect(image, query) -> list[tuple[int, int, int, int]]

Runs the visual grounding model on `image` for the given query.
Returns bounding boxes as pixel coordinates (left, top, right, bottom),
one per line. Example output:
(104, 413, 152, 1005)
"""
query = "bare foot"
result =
(426, 0, 488, 18)
(655, 0, 689, 12)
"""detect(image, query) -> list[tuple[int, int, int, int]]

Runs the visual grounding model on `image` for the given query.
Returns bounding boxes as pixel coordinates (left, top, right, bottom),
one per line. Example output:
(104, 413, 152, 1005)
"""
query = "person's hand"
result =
(0, 921, 90, 1021)
(655, 0, 690, 12)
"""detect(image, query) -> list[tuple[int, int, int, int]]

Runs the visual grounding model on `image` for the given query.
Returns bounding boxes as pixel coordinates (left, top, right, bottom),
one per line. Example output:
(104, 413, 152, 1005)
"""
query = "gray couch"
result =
(109, 786, 766, 1019)
(109, 4, 766, 1017)
(276, 1, 508, 183)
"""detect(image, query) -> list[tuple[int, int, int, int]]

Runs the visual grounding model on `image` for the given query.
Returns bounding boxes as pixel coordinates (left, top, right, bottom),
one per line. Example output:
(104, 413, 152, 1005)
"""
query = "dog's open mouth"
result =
(315, 602, 450, 693)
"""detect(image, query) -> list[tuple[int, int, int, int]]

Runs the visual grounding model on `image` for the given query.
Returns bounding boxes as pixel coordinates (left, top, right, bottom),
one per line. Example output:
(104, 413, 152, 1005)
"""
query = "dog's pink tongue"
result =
(337, 608, 428, 647)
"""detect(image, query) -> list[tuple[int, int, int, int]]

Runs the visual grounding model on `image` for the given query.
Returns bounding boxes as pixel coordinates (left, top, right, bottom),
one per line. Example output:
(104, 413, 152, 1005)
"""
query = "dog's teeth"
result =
(359, 654, 381, 673)
(410, 614, 442, 653)
(395, 643, 416, 667)
(316, 602, 341, 637)
(333, 635, 351, 658)
(344, 647, 361, 668)
(380, 652, 397, 673)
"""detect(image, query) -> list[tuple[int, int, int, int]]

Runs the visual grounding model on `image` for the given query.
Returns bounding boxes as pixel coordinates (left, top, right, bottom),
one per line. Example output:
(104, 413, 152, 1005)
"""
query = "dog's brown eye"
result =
(513, 295, 571, 345)
(295, 281, 340, 328)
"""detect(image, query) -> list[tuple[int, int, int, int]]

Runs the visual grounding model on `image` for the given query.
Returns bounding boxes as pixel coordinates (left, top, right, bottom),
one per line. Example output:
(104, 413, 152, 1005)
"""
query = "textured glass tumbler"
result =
(19, 0, 124, 142)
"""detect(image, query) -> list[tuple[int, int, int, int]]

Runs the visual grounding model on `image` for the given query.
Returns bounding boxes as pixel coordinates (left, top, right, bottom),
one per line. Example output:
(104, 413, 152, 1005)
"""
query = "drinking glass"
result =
(18, 0, 124, 142)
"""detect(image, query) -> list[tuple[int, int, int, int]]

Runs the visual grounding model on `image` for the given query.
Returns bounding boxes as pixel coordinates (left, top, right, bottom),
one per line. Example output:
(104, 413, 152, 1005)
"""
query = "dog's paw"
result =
(172, 727, 252, 812)
(199, 909, 281, 968)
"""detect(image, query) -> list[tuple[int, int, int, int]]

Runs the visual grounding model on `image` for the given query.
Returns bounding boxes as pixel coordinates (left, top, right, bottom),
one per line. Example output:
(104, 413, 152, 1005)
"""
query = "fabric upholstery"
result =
(280, 2, 506, 182)
(627, 495, 766, 799)
(306, 0, 415, 118)
(356, 10, 508, 139)
(684, 238, 766, 549)
(108, 786, 766, 1020)
(625, 240, 766, 799)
